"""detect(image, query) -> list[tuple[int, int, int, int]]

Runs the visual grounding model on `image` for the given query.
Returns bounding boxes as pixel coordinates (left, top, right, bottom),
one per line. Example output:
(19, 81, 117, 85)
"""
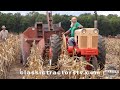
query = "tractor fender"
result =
(67, 46, 74, 53)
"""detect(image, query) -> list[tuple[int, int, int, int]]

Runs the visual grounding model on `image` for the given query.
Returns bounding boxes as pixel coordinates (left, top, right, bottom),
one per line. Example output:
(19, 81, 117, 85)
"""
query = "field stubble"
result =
(0, 34, 120, 79)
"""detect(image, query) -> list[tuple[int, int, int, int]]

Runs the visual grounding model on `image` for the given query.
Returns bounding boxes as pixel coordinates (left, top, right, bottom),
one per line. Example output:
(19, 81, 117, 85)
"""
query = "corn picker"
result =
(20, 11, 106, 71)
(20, 11, 64, 66)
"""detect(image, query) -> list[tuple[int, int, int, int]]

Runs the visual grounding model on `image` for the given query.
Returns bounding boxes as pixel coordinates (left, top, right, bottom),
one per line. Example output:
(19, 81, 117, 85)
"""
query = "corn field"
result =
(0, 34, 20, 79)
(0, 34, 120, 79)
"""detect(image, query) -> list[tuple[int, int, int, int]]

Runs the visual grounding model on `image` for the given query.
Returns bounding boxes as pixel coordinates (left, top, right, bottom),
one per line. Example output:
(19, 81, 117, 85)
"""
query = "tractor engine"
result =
(67, 28, 99, 56)
(66, 28, 106, 70)
(75, 28, 98, 56)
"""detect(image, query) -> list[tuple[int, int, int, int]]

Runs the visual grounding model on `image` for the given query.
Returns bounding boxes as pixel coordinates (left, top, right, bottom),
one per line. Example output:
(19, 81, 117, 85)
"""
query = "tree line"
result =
(0, 11, 120, 36)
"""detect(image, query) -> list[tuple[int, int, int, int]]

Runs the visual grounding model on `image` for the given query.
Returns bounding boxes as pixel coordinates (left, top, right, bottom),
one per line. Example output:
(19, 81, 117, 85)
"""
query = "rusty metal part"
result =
(20, 34, 31, 65)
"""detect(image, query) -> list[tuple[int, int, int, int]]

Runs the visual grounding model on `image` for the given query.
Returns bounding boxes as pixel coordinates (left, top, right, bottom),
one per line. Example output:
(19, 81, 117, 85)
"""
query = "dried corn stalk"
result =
(0, 34, 20, 79)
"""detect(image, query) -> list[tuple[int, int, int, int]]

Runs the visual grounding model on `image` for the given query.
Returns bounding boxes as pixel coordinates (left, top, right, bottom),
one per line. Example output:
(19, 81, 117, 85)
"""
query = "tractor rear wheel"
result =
(98, 35, 106, 70)
(50, 34, 61, 66)
(90, 56, 98, 71)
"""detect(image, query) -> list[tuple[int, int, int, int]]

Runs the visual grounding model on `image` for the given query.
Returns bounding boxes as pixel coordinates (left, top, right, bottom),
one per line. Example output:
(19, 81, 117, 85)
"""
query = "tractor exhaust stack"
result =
(46, 11, 54, 31)
(94, 11, 98, 28)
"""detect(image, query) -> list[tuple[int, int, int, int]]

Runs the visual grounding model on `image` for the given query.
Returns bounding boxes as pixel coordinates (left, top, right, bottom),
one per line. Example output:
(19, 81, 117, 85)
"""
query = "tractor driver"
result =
(64, 17, 83, 46)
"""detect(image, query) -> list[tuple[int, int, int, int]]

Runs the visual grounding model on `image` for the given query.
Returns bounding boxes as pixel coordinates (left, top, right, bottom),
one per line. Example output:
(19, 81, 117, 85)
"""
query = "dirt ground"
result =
(6, 53, 120, 79)
(7, 60, 24, 79)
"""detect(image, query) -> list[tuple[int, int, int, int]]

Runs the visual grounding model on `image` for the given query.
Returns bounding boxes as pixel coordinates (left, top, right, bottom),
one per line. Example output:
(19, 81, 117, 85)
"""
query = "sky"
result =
(1, 11, 120, 16)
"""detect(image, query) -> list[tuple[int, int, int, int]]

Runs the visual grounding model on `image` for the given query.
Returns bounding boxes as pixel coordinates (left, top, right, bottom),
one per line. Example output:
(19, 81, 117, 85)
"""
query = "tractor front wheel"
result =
(90, 56, 98, 71)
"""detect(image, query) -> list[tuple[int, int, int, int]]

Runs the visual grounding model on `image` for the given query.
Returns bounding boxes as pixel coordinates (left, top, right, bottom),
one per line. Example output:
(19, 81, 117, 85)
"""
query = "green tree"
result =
(0, 11, 120, 36)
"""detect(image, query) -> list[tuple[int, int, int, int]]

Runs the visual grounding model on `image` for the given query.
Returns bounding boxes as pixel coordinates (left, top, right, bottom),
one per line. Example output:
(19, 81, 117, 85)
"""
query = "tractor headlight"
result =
(81, 29, 86, 34)
(93, 28, 98, 34)
(32, 28, 35, 30)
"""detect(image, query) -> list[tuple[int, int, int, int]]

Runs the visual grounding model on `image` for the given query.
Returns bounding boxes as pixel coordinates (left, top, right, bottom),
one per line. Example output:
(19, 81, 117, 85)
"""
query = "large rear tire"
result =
(91, 56, 98, 71)
(50, 34, 61, 66)
(98, 35, 106, 70)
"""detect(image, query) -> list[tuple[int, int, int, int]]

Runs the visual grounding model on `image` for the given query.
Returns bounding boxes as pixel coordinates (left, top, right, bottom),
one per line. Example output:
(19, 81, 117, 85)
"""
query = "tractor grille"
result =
(80, 36, 87, 48)
(92, 36, 98, 48)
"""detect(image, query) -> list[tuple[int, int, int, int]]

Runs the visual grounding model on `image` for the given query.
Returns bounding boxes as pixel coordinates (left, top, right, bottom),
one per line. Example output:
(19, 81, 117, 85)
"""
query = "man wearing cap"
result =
(0, 25, 9, 41)
(64, 17, 83, 46)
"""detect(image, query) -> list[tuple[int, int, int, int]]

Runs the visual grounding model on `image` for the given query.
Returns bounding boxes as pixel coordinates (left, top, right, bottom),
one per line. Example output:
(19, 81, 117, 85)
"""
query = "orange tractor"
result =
(62, 28, 106, 70)
(62, 11, 106, 70)
(20, 11, 106, 71)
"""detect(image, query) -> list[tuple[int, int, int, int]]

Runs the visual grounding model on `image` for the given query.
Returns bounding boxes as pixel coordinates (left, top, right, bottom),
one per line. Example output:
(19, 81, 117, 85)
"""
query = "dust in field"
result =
(1, 35, 120, 79)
